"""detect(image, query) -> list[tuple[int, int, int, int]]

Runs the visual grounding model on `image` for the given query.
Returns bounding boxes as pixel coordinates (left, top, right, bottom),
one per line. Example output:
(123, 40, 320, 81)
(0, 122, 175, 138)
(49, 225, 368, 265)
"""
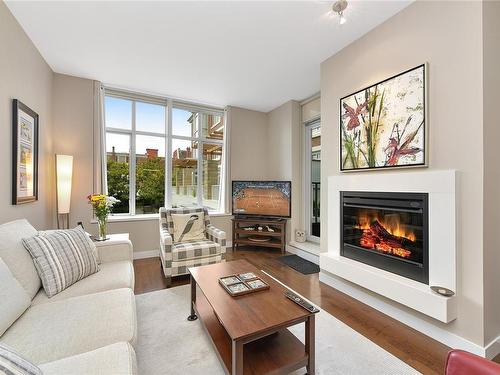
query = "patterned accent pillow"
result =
(0, 342, 42, 375)
(22, 227, 99, 298)
(171, 212, 206, 243)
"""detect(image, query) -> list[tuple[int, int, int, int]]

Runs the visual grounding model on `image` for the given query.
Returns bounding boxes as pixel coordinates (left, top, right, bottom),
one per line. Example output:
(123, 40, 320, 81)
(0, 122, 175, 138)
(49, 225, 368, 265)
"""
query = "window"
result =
(104, 91, 225, 215)
(305, 120, 321, 241)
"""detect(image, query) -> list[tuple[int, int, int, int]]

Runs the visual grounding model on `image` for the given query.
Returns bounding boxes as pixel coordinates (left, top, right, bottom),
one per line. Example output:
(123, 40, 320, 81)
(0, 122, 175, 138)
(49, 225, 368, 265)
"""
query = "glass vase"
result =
(97, 216, 108, 241)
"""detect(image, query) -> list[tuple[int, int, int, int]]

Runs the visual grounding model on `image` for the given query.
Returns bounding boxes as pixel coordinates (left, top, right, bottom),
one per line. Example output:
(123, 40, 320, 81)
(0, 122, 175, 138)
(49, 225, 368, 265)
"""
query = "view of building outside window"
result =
(104, 94, 224, 215)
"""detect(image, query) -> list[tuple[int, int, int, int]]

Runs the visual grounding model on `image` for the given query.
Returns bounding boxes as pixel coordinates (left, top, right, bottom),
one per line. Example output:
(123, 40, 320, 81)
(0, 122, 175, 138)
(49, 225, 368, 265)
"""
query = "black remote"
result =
(284, 291, 319, 313)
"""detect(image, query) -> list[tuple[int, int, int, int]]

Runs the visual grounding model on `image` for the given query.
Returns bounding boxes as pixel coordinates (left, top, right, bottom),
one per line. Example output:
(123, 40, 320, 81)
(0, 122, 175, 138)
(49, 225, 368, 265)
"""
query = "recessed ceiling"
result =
(6, 1, 412, 112)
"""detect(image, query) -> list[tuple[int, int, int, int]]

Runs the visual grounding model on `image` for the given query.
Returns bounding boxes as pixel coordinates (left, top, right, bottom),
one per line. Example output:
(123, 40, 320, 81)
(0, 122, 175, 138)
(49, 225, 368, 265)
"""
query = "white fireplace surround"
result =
(320, 170, 457, 323)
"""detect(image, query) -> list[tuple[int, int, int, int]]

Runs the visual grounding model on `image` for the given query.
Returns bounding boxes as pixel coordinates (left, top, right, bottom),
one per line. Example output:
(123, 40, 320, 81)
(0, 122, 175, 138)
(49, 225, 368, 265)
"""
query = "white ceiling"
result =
(6, 1, 412, 112)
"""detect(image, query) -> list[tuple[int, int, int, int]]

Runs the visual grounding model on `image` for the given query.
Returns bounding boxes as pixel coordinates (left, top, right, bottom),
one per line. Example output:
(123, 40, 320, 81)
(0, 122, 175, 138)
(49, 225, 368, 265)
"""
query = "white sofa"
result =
(0, 219, 137, 375)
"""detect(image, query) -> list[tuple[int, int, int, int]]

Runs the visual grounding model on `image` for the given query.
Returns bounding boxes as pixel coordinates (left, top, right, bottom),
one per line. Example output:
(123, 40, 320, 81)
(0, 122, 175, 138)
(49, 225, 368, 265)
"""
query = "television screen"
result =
(232, 181, 291, 218)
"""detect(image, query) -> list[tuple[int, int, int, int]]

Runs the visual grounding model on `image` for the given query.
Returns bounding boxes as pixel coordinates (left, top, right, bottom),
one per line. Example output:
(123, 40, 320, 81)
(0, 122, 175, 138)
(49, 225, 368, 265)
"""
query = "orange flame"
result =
(355, 212, 416, 242)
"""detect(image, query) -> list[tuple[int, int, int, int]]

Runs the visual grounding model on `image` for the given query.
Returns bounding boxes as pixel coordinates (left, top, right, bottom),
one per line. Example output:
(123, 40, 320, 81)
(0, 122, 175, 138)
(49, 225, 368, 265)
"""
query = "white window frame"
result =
(103, 89, 226, 216)
(304, 118, 321, 243)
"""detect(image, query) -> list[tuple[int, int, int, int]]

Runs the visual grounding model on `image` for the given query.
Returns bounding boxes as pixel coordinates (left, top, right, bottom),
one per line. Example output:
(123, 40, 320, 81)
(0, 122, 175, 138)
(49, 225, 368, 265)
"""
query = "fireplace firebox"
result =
(340, 191, 429, 284)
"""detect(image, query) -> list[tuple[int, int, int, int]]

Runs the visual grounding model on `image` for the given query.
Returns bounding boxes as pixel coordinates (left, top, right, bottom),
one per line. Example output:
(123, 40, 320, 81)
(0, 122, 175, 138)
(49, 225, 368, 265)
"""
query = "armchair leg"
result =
(165, 276, 172, 288)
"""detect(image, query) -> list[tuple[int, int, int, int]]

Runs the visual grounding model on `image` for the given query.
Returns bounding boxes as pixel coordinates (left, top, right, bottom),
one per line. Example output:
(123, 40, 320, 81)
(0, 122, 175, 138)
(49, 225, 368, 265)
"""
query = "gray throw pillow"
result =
(22, 227, 99, 298)
(0, 342, 42, 375)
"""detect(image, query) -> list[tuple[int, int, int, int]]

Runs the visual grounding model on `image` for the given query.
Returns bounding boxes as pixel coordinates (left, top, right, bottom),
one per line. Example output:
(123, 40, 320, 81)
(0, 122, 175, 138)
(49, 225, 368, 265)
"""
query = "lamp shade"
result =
(56, 155, 73, 214)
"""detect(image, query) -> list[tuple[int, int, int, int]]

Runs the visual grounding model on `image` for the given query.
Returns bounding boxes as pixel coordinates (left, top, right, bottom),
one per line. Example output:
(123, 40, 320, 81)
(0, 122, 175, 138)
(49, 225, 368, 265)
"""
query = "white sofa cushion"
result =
(0, 288, 137, 365)
(0, 220, 40, 298)
(39, 342, 137, 375)
(0, 259, 31, 336)
(0, 342, 42, 375)
(31, 260, 134, 305)
(22, 227, 99, 298)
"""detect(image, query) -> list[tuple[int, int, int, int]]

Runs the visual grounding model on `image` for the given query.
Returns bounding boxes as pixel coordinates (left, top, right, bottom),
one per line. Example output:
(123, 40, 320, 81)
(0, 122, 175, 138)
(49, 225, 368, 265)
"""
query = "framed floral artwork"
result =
(12, 99, 39, 204)
(340, 64, 426, 171)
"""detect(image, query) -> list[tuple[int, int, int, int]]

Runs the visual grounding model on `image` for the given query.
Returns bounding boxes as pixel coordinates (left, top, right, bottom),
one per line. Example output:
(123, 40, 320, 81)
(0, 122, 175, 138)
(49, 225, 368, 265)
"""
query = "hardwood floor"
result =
(133, 247, 499, 374)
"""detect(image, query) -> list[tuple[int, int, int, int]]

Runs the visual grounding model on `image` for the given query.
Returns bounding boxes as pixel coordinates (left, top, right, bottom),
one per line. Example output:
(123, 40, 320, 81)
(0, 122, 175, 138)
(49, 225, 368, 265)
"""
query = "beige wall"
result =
(229, 106, 269, 180)
(267, 101, 302, 242)
(321, 1, 485, 346)
(301, 97, 320, 123)
(0, 2, 54, 229)
(52, 74, 94, 229)
(482, 0, 500, 346)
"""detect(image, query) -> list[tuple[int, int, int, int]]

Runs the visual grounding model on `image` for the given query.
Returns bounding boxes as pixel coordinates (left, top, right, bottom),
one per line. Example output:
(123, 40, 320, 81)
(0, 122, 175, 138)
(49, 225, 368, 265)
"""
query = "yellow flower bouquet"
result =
(87, 194, 120, 240)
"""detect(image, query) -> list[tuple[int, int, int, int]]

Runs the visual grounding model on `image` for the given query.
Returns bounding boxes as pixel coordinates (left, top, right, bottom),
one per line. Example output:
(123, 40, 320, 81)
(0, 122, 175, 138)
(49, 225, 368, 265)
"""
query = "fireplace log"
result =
(359, 220, 414, 258)
(370, 220, 413, 247)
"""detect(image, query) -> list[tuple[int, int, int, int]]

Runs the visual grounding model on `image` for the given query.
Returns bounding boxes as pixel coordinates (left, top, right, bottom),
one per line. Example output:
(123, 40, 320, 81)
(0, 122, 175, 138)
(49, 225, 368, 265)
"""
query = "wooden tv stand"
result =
(232, 217, 287, 254)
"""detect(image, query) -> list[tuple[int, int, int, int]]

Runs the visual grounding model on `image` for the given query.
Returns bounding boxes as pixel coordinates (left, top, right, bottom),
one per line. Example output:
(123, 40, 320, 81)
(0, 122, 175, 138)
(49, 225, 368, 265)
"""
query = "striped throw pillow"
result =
(22, 227, 99, 298)
(0, 343, 41, 375)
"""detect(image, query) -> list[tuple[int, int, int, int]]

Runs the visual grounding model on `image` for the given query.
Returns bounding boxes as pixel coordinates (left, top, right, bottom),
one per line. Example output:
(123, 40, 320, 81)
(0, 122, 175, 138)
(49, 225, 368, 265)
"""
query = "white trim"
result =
(134, 250, 160, 260)
(289, 240, 321, 256)
(166, 99, 173, 207)
(286, 244, 320, 265)
(485, 336, 500, 360)
(319, 270, 498, 359)
(91, 212, 232, 223)
(130, 100, 137, 215)
(304, 120, 321, 242)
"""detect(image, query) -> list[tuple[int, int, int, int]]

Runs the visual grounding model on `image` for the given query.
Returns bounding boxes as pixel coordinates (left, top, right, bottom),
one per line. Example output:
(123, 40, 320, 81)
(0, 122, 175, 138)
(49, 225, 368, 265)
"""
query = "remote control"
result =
(284, 291, 319, 313)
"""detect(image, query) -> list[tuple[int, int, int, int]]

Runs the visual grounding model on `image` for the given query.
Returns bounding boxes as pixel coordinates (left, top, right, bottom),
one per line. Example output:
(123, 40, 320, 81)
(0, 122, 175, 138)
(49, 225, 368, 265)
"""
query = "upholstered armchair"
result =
(159, 207, 226, 286)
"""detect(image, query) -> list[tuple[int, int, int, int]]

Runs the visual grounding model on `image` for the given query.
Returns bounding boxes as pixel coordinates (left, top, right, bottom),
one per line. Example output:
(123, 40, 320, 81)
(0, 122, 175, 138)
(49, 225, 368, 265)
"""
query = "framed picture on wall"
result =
(340, 64, 426, 172)
(12, 99, 39, 204)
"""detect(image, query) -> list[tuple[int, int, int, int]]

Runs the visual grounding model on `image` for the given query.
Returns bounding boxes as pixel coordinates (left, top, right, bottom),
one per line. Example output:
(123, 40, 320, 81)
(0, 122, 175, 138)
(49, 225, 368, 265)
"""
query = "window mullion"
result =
(198, 138, 203, 208)
(130, 101, 137, 215)
(166, 99, 173, 208)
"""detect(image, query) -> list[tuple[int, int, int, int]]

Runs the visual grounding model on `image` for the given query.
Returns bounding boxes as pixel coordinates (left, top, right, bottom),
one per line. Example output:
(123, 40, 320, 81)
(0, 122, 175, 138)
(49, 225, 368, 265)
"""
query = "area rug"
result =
(135, 285, 420, 375)
(278, 254, 320, 275)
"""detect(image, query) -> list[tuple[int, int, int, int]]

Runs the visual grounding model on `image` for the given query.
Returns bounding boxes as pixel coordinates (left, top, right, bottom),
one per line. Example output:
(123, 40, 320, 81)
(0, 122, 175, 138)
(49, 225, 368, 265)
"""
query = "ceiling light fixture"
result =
(332, 0, 348, 25)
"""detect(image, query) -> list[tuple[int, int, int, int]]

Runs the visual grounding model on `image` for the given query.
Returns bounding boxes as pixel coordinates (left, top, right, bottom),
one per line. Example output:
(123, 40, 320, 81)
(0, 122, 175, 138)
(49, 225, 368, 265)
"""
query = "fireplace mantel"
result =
(320, 170, 457, 323)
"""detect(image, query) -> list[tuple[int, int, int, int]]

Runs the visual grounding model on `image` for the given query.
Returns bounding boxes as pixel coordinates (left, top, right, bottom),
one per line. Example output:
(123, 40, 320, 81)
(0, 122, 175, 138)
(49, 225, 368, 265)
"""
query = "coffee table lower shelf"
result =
(193, 290, 309, 375)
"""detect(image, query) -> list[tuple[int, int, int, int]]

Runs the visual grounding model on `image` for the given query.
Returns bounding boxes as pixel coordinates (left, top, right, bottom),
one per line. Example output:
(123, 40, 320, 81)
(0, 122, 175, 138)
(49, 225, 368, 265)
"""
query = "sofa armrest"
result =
(97, 239, 133, 263)
(159, 223, 173, 254)
(445, 350, 500, 375)
(206, 224, 226, 247)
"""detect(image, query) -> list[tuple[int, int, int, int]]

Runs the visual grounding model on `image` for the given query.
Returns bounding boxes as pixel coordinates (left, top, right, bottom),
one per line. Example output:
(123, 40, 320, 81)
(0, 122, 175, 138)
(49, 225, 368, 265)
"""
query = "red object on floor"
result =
(445, 350, 500, 375)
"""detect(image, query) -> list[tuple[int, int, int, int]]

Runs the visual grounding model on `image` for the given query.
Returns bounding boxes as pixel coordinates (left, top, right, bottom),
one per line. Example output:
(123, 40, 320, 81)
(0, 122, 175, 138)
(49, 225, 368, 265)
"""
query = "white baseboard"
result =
(485, 335, 500, 359)
(134, 250, 159, 260)
(320, 270, 500, 359)
(286, 244, 320, 265)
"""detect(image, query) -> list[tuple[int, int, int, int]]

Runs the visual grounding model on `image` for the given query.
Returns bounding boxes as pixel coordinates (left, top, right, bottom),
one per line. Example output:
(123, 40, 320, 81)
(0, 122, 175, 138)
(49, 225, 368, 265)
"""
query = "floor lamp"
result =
(56, 154, 73, 229)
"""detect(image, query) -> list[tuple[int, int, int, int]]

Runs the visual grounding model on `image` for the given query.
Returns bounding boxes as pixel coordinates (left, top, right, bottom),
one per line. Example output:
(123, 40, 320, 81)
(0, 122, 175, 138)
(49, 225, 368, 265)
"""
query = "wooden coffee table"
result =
(188, 259, 316, 375)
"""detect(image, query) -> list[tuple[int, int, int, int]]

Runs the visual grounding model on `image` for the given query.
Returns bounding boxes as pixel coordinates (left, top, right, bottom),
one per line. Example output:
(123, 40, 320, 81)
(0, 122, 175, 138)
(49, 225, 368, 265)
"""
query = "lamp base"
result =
(57, 213, 70, 230)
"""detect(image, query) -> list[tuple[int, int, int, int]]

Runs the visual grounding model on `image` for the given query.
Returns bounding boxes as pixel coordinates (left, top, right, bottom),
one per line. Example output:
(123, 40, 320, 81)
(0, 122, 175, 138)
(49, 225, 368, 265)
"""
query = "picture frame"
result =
(340, 64, 427, 172)
(218, 273, 270, 296)
(12, 99, 39, 205)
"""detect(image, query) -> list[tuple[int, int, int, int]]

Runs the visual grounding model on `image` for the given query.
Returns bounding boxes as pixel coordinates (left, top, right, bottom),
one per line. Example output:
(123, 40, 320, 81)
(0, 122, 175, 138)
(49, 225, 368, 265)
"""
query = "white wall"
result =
(0, 2, 54, 229)
(321, 0, 485, 346)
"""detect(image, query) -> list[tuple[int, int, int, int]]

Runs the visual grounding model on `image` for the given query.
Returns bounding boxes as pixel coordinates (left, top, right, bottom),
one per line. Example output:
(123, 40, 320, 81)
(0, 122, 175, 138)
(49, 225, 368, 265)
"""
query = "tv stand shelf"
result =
(232, 217, 287, 254)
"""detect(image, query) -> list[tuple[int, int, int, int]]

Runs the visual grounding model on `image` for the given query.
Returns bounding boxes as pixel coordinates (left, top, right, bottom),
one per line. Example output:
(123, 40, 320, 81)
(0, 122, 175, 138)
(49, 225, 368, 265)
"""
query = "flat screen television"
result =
(232, 181, 291, 218)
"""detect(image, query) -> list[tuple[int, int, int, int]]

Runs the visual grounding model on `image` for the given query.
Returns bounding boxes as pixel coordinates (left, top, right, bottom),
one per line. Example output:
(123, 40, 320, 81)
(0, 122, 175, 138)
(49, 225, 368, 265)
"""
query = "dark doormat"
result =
(277, 255, 320, 275)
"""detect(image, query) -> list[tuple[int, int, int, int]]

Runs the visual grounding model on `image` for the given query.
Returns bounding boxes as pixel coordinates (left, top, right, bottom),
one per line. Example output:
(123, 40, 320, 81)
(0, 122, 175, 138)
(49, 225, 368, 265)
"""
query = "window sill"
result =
(90, 212, 232, 224)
